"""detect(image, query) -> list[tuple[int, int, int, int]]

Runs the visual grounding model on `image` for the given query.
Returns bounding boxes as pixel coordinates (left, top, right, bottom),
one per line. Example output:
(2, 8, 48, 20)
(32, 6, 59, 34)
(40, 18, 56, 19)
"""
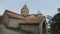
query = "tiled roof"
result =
(4, 10, 44, 24)
(24, 16, 44, 23)
(5, 10, 24, 20)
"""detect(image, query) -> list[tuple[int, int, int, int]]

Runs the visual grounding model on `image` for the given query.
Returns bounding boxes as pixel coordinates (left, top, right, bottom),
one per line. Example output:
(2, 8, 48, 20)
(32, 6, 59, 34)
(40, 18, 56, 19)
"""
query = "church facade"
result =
(1, 5, 48, 34)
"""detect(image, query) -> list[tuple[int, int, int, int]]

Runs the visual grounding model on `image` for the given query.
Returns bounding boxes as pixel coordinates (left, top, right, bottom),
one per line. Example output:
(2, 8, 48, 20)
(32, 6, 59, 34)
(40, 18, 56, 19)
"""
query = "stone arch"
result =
(39, 19, 48, 34)
(42, 21, 47, 34)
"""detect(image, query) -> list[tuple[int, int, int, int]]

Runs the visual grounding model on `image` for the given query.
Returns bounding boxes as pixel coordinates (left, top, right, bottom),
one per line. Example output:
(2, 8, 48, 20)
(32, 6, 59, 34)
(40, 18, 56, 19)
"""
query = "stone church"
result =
(1, 4, 48, 34)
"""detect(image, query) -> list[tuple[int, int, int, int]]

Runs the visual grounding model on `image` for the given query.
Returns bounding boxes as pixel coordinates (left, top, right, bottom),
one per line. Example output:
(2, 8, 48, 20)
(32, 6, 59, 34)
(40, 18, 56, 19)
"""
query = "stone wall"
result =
(7, 17, 40, 34)
(8, 18, 23, 27)
(2, 13, 9, 27)
(19, 24, 40, 34)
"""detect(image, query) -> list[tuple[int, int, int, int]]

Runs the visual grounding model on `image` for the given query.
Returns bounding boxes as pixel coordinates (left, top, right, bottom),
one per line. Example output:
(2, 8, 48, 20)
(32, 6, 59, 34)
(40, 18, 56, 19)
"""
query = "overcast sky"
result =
(0, 0, 60, 17)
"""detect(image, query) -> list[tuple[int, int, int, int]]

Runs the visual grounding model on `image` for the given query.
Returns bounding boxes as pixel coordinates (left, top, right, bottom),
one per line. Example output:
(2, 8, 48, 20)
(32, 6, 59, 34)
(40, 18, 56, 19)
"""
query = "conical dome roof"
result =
(21, 4, 28, 10)
(37, 10, 42, 15)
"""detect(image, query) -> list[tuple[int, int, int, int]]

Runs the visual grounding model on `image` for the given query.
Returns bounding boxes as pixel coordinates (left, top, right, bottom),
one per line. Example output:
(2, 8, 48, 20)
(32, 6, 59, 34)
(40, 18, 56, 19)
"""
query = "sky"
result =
(0, 0, 60, 17)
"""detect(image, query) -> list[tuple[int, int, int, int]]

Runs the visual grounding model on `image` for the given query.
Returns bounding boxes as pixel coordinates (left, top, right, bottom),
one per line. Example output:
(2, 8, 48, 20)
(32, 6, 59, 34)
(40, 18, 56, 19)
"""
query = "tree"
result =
(50, 13, 60, 34)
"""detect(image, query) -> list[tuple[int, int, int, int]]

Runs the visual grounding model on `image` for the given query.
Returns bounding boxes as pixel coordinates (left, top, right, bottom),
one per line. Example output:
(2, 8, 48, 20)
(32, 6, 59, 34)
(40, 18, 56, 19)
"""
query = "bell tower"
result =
(21, 4, 29, 16)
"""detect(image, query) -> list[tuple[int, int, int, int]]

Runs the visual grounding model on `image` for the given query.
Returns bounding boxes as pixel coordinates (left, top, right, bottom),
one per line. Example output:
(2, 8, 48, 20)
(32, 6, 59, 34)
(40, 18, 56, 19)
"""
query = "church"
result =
(1, 4, 48, 34)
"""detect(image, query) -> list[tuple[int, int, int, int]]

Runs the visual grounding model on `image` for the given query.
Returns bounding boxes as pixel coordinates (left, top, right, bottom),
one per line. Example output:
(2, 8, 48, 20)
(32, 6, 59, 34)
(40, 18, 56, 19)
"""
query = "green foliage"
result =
(8, 27, 33, 34)
(50, 13, 60, 26)
(50, 13, 60, 34)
